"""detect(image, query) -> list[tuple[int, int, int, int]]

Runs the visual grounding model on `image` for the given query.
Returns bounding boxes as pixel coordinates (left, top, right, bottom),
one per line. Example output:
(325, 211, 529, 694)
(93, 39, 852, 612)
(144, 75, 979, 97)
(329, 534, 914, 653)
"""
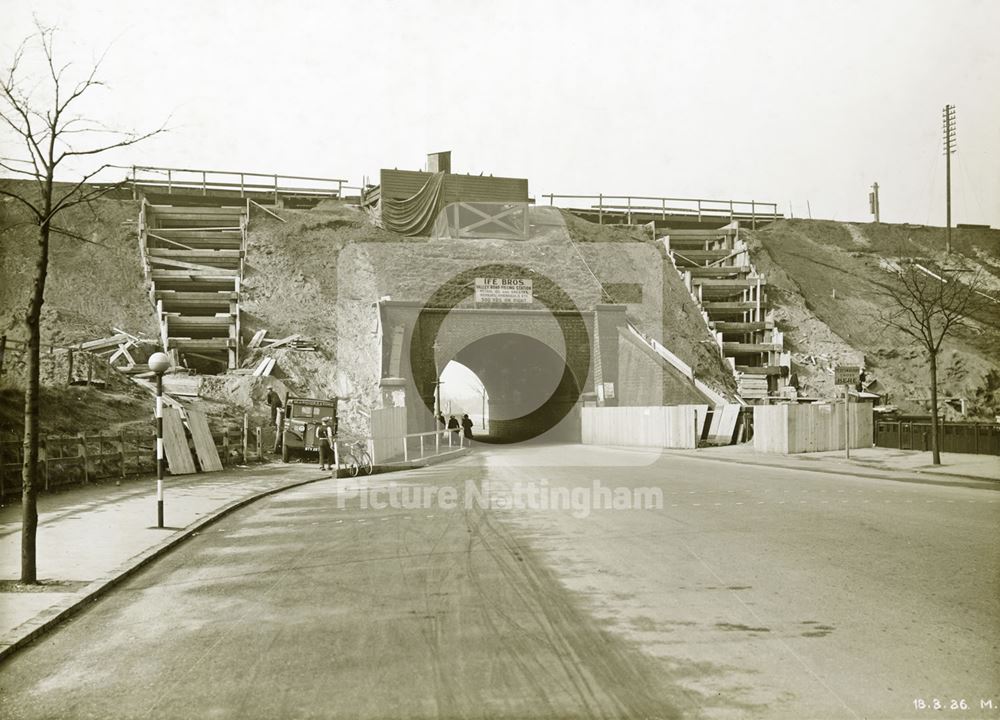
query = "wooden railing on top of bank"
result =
(115, 164, 350, 202)
(542, 193, 780, 227)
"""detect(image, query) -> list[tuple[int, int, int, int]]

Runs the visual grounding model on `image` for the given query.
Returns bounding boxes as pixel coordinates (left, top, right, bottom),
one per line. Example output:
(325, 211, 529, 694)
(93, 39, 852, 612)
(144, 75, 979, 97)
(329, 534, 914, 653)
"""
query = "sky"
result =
(2, 0, 999, 227)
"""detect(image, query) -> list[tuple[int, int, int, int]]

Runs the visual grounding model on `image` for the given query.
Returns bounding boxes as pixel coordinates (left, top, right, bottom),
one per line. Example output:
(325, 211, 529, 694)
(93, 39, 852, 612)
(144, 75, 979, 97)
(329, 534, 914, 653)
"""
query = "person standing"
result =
(461, 413, 474, 444)
(437, 412, 446, 438)
(447, 415, 459, 443)
(317, 416, 335, 471)
(265, 385, 283, 424)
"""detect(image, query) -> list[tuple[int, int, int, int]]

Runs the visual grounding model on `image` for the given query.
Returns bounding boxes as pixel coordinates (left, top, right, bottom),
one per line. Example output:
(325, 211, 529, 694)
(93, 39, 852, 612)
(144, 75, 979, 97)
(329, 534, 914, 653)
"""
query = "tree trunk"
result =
(21, 220, 50, 583)
(928, 350, 941, 465)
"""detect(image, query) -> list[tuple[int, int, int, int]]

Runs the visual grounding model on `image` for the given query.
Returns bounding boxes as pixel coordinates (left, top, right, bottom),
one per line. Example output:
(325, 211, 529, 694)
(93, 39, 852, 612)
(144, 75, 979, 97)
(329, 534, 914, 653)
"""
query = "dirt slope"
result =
(0, 188, 157, 347)
(745, 219, 1000, 418)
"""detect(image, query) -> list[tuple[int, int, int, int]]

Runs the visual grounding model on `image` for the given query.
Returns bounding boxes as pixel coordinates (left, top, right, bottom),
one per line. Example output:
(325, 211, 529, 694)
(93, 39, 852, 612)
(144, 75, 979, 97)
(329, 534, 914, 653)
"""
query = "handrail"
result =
(542, 193, 780, 228)
(625, 322, 735, 406)
(545, 193, 777, 207)
(116, 164, 347, 185)
(113, 164, 349, 201)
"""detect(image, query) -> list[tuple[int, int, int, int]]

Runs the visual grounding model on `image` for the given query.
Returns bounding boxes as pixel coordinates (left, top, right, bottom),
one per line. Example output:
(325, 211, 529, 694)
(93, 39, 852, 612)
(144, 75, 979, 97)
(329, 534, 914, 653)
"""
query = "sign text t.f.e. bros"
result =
(474, 277, 533, 304)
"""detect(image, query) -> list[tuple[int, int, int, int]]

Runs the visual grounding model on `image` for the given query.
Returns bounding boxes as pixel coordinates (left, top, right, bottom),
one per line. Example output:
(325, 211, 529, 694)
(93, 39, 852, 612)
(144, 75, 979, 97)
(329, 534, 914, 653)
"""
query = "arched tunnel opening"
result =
(438, 333, 582, 444)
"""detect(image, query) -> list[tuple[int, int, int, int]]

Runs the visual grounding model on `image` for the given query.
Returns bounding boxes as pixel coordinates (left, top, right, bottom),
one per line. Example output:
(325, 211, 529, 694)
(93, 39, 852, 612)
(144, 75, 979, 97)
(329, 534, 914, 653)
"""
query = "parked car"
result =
(277, 395, 338, 462)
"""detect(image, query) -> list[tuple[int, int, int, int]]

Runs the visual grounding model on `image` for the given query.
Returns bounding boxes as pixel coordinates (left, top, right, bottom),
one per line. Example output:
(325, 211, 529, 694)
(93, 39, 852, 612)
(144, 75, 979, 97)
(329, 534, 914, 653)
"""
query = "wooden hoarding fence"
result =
(0, 425, 265, 500)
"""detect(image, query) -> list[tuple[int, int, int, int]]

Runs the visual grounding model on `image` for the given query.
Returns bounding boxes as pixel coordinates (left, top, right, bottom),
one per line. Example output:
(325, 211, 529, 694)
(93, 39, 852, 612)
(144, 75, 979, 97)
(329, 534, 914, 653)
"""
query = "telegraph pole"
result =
(942, 104, 956, 254)
(869, 182, 880, 223)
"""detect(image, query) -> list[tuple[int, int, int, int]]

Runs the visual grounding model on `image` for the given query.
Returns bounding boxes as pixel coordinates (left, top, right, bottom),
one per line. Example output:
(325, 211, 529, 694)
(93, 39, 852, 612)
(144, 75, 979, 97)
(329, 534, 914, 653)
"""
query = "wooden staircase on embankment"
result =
(657, 221, 790, 401)
(138, 199, 246, 372)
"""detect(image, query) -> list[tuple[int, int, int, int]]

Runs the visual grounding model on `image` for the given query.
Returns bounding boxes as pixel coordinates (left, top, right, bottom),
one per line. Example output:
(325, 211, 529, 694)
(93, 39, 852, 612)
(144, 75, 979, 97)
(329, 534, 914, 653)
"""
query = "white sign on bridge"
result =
(475, 277, 533, 304)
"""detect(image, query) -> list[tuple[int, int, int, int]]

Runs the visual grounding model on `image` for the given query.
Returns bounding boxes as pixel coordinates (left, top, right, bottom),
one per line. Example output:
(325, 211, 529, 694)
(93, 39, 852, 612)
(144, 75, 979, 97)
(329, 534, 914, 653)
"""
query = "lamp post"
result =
(148, 352, 171, 528)
(432, 341, 443, 429)
(476, 385, 488, 430)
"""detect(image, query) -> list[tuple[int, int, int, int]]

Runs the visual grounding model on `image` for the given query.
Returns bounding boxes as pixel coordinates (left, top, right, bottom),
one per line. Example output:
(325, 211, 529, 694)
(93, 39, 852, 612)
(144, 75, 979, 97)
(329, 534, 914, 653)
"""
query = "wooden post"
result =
(598, 193, 603, 225)
(87, 357, 93, 387)
(0, 334, 6, 376)
(844, 389, 851, 460)
(256, 427, 263, 460)
(67, 349, 74, 385)
(120, 429, 127, 478)
(242, 414, 249, 464)
(43, 435, 50, 492)
(222, 426, 230, 466)
(333, 441, 340, 473)
(79, 432, 90, 484)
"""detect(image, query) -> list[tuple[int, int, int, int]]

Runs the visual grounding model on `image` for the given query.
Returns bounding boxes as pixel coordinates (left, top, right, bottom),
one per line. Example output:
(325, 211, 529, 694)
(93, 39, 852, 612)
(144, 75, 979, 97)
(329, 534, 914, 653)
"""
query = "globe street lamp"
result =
(148, 351, 171, 528)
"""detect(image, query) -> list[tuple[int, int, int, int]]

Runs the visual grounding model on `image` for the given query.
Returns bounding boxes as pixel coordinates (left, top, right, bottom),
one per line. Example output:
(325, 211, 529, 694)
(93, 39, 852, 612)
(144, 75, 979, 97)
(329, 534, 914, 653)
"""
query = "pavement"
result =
(672, 444, 1000, 487)
(0, 447, 468, 660)
(0, 442, 994, 685)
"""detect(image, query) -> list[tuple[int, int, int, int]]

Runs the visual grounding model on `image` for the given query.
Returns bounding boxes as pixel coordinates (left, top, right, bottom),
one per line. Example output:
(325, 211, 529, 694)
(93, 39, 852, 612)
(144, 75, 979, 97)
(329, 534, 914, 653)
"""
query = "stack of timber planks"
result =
(160, 407, 223, 474)
(140, 199, 247, 371)
(661, 222, 790, 401)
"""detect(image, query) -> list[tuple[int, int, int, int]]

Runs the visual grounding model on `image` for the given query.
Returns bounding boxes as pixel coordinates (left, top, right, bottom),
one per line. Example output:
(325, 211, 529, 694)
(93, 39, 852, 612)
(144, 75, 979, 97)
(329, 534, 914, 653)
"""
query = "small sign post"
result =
(834, 365, 860, 459)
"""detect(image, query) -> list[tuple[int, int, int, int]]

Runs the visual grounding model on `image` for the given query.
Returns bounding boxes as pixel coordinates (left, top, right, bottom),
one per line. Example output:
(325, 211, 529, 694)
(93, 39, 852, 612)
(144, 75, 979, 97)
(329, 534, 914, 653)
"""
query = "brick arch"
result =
(408, 264, 592, 428)
(450, 333, 583, 442)
(432, 310, 569, 375)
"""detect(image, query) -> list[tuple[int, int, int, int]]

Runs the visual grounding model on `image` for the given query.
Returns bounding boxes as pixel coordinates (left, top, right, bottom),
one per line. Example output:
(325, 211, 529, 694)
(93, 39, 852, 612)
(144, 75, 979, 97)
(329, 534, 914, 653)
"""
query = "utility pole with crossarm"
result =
(942, 104, 956, 254)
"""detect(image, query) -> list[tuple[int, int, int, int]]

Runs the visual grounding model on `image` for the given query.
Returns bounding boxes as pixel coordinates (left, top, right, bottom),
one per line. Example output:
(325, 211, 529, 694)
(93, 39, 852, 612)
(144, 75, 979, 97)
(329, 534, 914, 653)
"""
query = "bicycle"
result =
(337, 438, 373, 477)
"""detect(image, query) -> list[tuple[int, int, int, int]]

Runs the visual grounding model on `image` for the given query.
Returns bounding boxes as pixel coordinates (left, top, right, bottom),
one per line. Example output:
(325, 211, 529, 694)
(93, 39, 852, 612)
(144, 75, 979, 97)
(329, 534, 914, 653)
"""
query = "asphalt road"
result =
(0, 444, 997, 720)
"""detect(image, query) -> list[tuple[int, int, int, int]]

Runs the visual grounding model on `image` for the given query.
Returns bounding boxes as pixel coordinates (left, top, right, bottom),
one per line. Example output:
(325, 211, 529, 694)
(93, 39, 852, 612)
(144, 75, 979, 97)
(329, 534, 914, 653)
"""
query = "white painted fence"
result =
(753, 402, 873, 454)
(581, 406, 698, 449)
(370, 407, 407, 463)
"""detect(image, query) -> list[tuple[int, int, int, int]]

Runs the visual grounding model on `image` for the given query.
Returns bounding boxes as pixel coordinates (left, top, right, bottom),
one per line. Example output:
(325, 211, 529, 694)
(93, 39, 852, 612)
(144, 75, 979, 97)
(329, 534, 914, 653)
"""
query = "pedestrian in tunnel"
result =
(437, 412, 446, 438)
(447, 414, 459, 443)
(461, 414, 474, 444)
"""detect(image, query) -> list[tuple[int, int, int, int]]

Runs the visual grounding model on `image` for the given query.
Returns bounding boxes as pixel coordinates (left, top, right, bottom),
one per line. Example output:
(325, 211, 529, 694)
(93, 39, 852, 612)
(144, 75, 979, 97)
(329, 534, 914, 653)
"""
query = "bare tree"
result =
(0, 22, 164, 583)
(874, 260, 988, 465)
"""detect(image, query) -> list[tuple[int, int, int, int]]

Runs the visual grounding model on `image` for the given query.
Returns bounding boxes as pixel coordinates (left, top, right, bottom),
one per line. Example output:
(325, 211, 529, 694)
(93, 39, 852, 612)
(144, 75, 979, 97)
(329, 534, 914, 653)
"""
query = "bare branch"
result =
(0, 158, 42, 177)
(0, 96, 47, 177)
(49, 180, 125, 217)
(46, 166, 127, 217)
(0, 186, 42, 219)
(55, 123, 167, 165)
(49, 223, 112, 249)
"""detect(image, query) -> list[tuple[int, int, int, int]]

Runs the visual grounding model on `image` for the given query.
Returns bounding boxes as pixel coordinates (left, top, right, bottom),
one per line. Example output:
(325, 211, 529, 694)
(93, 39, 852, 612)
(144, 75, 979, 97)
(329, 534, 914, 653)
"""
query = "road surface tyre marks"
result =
(460, 510, 564, 719)
(462, 500, 685, 720)
(400, 501, 465, 719)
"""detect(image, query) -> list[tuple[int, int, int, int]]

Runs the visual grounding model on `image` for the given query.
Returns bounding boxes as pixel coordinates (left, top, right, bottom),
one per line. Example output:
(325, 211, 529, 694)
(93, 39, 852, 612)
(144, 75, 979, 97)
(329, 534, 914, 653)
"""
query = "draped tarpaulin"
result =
(379, 171, 445, 236)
